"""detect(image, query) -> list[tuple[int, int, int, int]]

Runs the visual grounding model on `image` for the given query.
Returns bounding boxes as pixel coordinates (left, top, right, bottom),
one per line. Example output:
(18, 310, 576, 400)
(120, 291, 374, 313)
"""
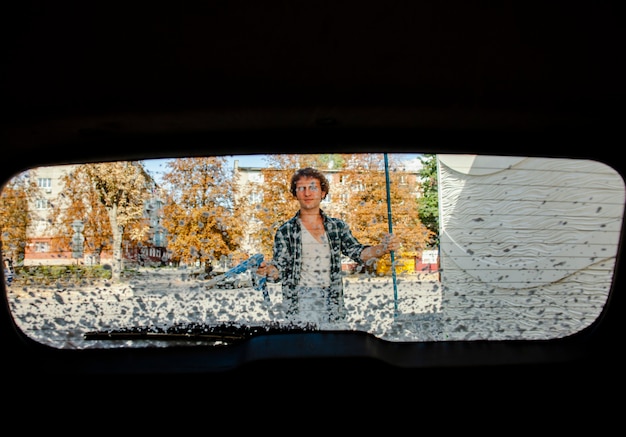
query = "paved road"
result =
(7, 267, 443, 349)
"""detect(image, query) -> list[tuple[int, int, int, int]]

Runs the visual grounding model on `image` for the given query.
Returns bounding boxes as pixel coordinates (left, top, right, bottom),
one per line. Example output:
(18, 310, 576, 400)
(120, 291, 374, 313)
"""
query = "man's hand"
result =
(381, 233, 401, 253)
(257, 261, 279, 281)
(360, 233, 402, 262)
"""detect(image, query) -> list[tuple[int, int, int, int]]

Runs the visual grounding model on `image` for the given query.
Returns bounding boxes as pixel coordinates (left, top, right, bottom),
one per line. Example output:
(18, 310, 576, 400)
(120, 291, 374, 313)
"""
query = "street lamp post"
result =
(71, 219, 84, 262)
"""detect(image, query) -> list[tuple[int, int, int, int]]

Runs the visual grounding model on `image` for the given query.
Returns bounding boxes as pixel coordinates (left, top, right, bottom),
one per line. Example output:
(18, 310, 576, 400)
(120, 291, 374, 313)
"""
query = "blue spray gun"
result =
(205, 253, 269, 302)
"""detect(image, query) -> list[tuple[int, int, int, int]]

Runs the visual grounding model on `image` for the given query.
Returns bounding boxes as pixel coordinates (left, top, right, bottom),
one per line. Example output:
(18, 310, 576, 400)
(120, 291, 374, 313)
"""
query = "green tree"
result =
(416, 154, 439, 248)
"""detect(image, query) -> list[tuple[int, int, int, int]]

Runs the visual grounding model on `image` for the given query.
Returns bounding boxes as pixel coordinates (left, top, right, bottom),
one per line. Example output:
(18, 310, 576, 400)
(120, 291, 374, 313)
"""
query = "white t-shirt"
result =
(299, 225, 331, 288)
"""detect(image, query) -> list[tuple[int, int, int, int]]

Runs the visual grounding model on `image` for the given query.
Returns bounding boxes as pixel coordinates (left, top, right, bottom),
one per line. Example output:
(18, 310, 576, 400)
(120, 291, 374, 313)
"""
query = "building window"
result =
(35, 198, 48, 209)
(248, 173, 263, 183)
(249, 191, 263, 204)
(37, 178, 52, 188)
(34, 242, 50, 253)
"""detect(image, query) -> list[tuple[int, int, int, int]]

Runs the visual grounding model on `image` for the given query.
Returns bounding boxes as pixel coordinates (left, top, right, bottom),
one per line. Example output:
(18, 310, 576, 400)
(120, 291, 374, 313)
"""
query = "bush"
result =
(13, 264, 113, 285)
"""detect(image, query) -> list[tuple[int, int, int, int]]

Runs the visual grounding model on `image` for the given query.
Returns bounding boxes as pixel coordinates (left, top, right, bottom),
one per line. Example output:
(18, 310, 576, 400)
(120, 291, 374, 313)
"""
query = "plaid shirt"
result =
(272, 209, 368, 320)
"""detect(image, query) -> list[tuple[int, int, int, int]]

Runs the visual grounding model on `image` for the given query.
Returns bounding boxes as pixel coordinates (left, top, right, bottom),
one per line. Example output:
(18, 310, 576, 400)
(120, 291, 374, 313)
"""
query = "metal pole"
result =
(384, 154, 398, 317)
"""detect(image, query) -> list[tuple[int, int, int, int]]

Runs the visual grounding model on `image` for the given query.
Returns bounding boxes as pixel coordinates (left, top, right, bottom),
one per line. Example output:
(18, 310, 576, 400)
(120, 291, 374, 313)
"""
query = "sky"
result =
(142, 153, 422, 184)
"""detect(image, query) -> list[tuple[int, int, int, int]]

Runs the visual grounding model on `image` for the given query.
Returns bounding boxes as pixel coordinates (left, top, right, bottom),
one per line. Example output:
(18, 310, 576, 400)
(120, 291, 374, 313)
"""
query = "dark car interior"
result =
(2, 1, 624, 409)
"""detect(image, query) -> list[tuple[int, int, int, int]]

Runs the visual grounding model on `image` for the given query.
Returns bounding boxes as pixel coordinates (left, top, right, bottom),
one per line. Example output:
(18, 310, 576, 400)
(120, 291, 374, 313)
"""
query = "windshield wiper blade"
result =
(84, 322, 317, 343)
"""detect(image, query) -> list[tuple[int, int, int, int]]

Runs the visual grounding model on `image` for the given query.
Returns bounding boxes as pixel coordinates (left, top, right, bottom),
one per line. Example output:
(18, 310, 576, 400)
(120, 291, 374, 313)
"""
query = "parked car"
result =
(213, 270, 257, 289)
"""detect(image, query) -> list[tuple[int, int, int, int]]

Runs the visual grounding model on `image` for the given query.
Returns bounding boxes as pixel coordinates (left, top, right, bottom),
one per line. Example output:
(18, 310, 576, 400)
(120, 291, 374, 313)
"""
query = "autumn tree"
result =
(49, 162, 154, 281)
(159, 157, 243, 270)
(0, 171, 40, 264)
(49, 165, 113, 265)
(340, 153, 433, 273)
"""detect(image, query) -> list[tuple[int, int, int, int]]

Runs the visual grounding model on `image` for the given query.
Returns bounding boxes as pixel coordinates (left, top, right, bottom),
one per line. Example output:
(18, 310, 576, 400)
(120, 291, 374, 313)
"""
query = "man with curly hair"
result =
(258, 167, 400, 326)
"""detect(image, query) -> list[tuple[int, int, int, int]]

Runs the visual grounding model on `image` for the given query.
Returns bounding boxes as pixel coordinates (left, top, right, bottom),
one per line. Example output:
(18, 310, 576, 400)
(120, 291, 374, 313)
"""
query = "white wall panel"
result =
(438, 155, 624, 340)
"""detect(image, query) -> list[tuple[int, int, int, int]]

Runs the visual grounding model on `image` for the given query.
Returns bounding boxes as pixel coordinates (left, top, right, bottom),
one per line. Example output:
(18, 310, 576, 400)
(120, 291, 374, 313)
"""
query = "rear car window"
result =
(2, 153, 623, 348)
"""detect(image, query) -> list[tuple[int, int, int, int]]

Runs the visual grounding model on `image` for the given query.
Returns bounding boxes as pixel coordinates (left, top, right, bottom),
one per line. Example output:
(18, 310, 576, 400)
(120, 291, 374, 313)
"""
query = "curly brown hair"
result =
(290, 167, 330, 199)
